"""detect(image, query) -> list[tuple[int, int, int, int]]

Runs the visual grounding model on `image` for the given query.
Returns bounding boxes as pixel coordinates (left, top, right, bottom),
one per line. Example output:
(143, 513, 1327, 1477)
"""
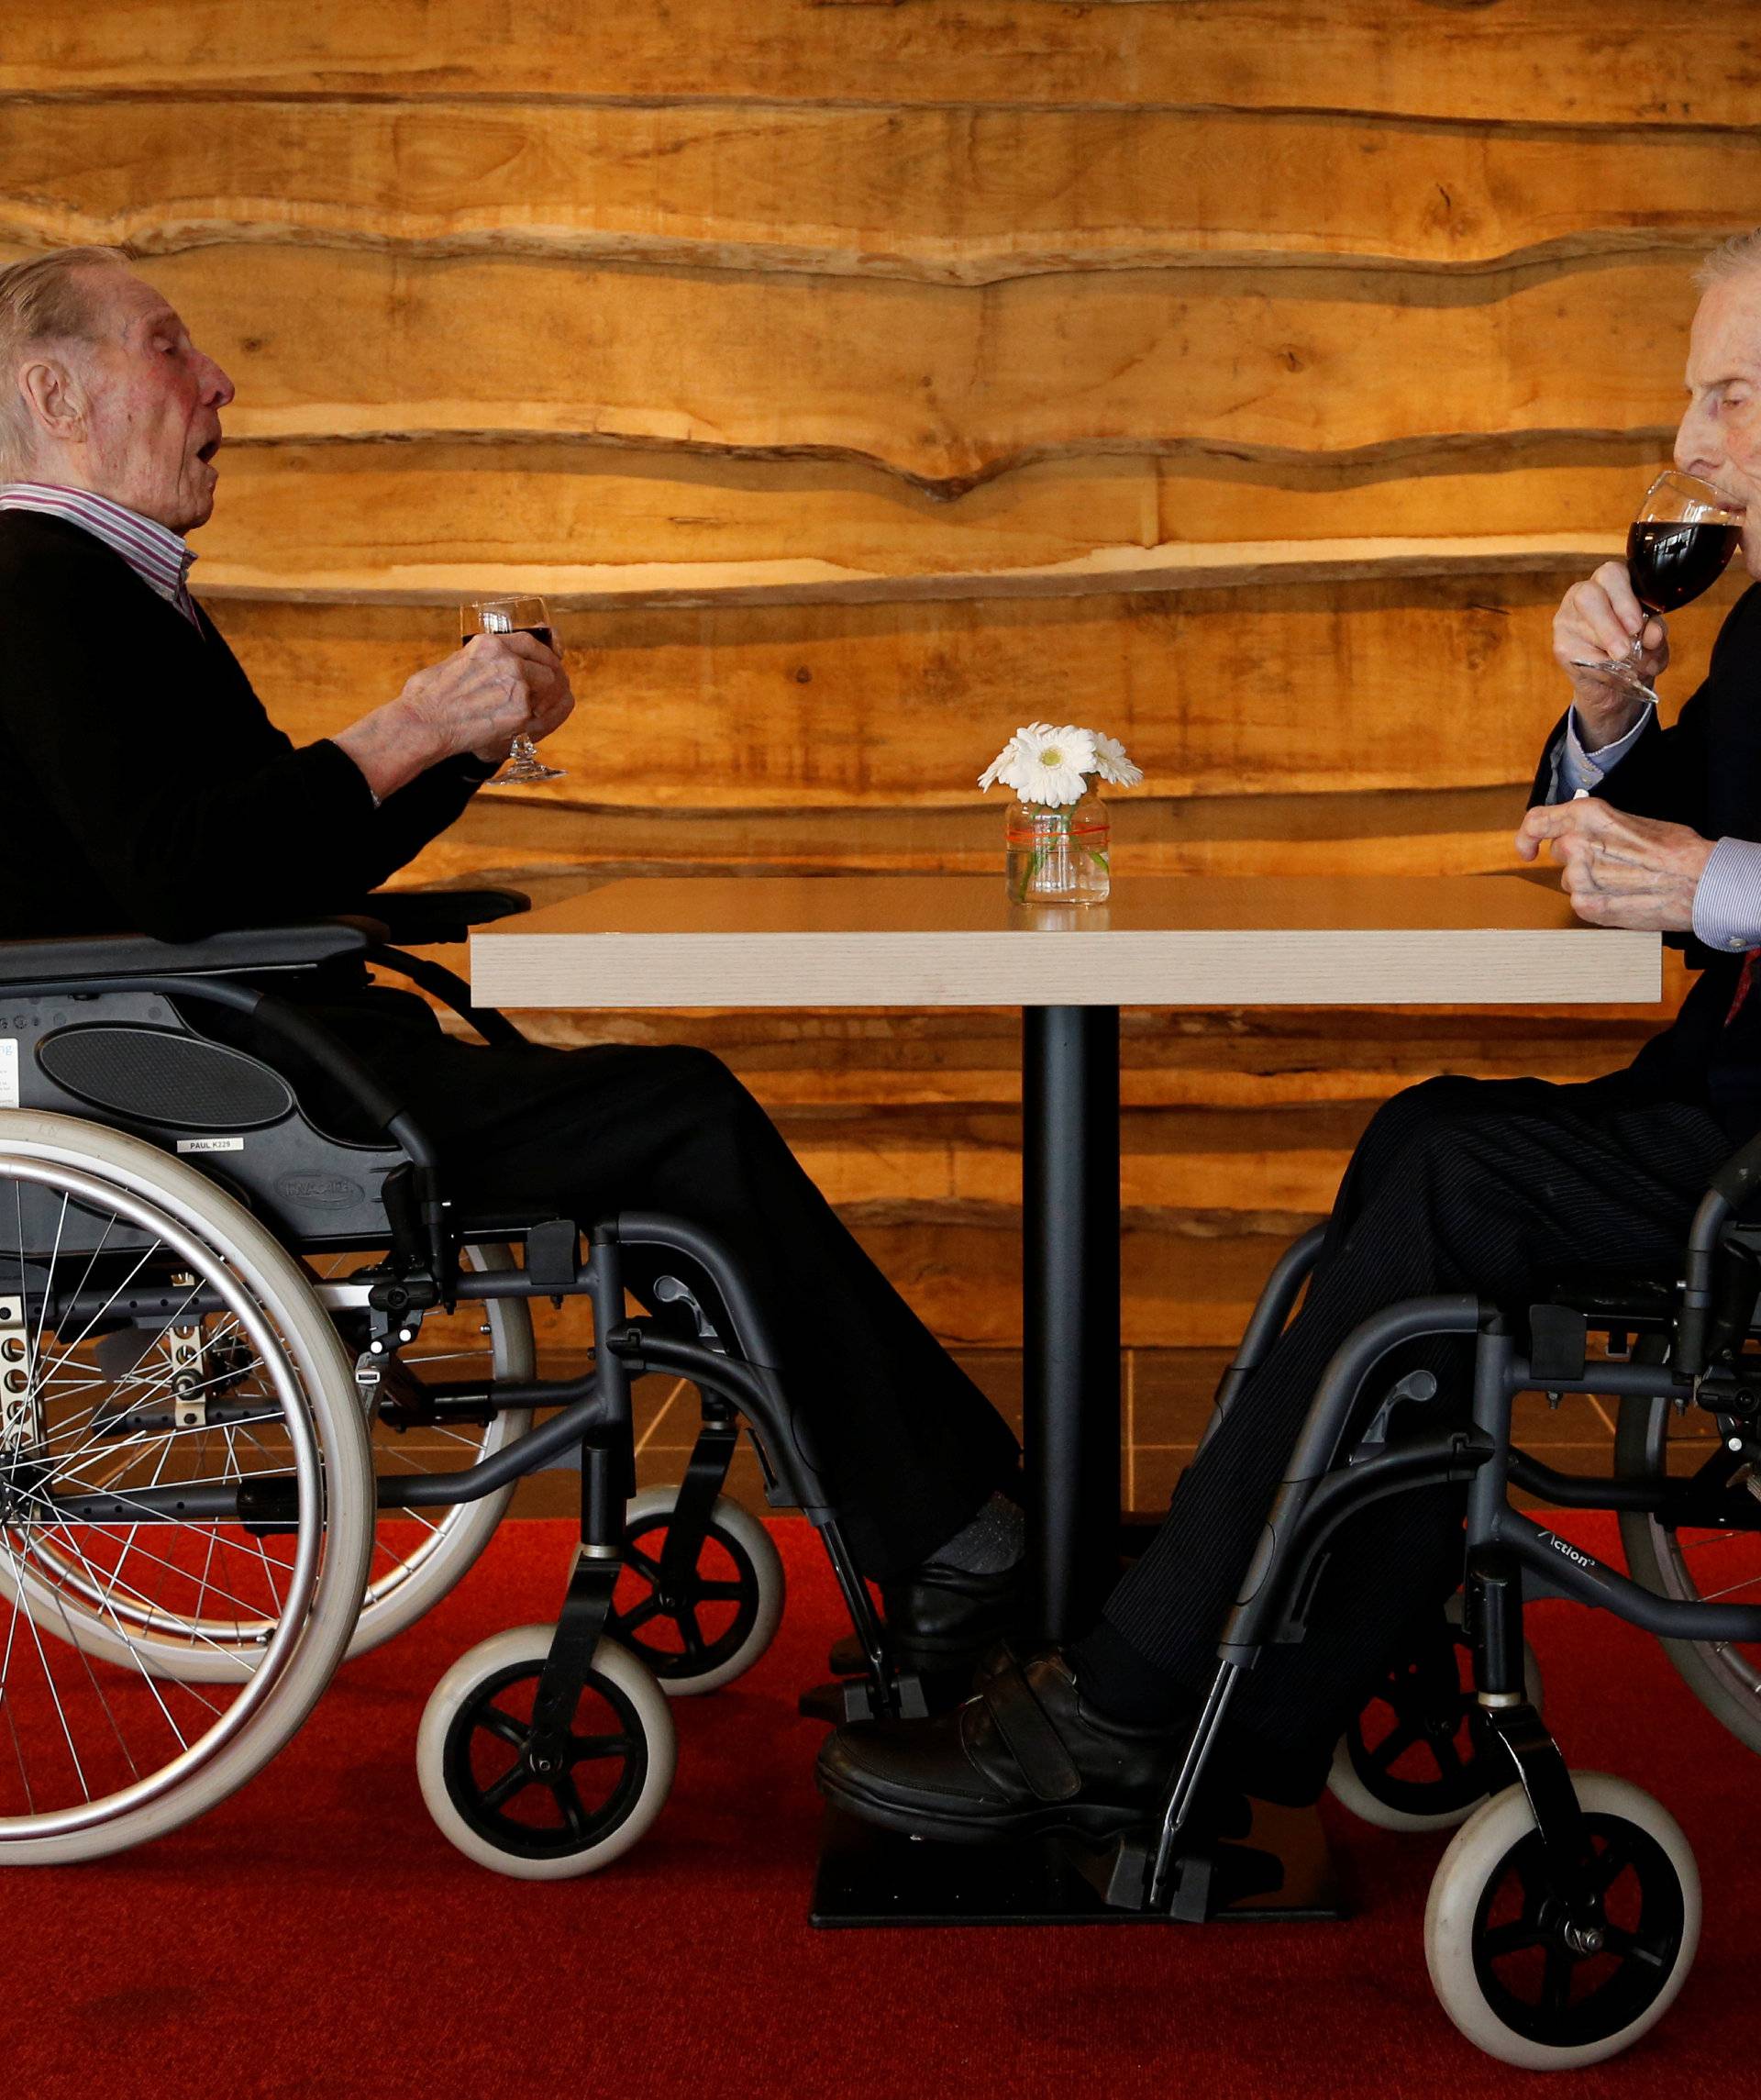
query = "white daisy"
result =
(1091, 732, 1143, 788)
(979, 721, 1096, 807)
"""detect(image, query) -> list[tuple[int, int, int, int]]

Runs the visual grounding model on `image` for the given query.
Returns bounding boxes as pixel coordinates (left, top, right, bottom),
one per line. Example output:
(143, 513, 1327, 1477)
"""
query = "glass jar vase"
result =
(1004, 793, 1111, 906)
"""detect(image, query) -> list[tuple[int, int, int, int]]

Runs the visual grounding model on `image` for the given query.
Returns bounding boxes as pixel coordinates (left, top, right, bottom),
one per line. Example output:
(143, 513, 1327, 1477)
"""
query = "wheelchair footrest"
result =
(1062, 1801, 1349, 1923)
(798, 1672, 930, 1724)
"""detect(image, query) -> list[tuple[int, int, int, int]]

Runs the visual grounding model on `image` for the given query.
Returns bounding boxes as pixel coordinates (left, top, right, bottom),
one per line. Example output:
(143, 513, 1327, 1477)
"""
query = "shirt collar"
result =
(0, 483, 196, 614)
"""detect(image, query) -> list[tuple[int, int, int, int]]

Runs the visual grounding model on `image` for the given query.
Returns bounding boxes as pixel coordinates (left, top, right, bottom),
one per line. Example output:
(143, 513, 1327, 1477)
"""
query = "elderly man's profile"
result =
(0, 243, 1029, 1663)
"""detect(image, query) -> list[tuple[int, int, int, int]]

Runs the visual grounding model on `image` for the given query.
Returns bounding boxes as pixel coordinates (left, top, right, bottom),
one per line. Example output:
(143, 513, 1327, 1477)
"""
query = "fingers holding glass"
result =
(1570, 471, 1743, 703)
(460, 595, 565, 784)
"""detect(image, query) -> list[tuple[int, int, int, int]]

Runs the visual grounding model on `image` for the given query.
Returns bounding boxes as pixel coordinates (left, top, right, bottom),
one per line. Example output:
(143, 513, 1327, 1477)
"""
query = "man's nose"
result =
(199, 354, 235, 409)
(1676, 403, 1717, 478)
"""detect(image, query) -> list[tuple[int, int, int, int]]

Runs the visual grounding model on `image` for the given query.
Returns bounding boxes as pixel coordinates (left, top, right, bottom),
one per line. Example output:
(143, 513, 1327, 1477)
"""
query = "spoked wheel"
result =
(1424, 1772, 1700, 2069)
(1329, 1605, 1545, 1833)
(0, 1241, 532, 1679)
(417, 1624, 675, 1879)
(606, 1483, 784, 1695)
(1617, 1387, 1761, 1751)
(0, 1111, 372, 1861)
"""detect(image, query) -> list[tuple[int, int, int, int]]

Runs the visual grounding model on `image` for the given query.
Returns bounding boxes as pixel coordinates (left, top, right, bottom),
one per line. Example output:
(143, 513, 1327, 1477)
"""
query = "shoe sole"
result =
(817, 1763, 1149, 1848)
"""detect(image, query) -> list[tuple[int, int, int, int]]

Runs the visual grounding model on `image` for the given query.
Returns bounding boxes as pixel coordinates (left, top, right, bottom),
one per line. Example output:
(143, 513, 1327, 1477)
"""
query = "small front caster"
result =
(608, 1484, 785, 1696)
(1423, 1772, 1700, 2069)
(1329, 1610, 1544, 1834)
(417, 1624, 675, 1879)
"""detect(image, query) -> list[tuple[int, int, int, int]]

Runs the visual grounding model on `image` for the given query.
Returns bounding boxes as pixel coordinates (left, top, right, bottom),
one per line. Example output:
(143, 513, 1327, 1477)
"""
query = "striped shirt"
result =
(0, 482, 199, 628)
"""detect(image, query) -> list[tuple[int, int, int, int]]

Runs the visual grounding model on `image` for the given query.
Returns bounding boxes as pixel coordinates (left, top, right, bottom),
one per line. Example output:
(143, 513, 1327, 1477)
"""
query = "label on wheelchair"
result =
(0, 1039, 15, 1108)
(176, 1136, 244, 1154)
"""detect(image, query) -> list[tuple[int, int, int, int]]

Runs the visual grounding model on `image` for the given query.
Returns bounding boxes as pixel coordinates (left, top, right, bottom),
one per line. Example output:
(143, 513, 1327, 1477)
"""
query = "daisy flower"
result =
(978, 721, 1097, 807)
(1091, 732, 1143, 788)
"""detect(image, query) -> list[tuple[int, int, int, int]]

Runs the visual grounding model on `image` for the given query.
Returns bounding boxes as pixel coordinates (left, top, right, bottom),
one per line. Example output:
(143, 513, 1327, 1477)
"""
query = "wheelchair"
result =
(0, 895, 924, 1875)
(1074, 1154, 1761, 2070)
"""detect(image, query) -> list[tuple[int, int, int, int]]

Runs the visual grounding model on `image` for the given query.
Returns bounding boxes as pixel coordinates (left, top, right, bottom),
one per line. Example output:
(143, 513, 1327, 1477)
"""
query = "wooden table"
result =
(473, 872, 1658, 1641)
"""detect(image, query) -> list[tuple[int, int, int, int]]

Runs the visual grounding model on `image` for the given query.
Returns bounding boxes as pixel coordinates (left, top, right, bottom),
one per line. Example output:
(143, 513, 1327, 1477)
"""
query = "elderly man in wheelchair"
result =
(811, 230, 1761, 2069)
(0, 249, 1029, 1861)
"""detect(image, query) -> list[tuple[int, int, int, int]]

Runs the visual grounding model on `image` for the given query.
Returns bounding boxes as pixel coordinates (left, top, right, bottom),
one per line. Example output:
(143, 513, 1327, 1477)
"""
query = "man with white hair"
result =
(820, 231, 1761, 1838)
(0, 245, 1026, 1639)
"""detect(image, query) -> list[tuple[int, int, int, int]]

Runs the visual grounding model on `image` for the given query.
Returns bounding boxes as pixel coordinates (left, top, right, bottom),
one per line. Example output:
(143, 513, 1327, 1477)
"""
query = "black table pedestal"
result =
(1022, 1005, 1121, 1642)
(808, 1003, 1343, 1928)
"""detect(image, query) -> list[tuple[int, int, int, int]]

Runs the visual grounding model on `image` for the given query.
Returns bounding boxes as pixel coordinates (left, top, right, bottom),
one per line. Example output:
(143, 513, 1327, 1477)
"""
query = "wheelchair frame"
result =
(1082, 1150, 1761, 1925)
(0, 897, 927, 1788)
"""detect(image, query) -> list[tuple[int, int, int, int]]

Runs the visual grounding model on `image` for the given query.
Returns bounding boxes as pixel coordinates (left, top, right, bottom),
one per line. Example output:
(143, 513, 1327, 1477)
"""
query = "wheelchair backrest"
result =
(1, 986, 407, 1255)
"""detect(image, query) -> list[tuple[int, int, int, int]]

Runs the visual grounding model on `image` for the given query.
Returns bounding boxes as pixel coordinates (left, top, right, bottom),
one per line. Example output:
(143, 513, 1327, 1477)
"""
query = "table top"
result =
(469, 872, 1661, 1010)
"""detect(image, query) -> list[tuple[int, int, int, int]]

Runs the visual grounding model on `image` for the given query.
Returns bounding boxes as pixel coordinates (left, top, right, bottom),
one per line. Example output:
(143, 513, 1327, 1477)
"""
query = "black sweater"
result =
(1533, 582, 1761, 1136)
(0, 510, 488, 943)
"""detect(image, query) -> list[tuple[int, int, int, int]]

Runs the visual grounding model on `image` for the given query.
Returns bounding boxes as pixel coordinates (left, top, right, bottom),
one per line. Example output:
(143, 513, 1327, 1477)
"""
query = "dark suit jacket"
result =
(0, 509, 490, 945)
(1531, 582, 1761, 1135)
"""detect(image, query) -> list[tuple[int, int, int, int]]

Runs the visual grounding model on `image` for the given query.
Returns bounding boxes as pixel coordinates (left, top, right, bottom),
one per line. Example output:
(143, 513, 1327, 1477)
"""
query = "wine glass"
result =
(460, 595, 565, 783)
(1571, 470, 1744, 704)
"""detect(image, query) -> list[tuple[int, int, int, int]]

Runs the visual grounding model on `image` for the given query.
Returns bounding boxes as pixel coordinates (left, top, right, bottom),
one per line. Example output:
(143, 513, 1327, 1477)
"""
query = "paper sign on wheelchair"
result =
(0, 1041, 16, 1109)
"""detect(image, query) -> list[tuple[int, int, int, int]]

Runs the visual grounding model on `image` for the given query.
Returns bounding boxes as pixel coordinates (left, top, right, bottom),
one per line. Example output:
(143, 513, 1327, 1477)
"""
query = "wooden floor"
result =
(496, 1347, 1634, 1523)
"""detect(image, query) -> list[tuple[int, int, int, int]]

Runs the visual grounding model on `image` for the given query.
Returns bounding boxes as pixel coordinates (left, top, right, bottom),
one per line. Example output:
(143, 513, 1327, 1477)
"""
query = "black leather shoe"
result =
(815, 1645, 1189, 1845)
(826, 1558, 1026, 1678)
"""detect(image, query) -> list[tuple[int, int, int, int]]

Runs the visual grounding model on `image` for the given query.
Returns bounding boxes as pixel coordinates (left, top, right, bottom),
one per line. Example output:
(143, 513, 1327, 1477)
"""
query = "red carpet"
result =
(6, 1513, 1754, 2099)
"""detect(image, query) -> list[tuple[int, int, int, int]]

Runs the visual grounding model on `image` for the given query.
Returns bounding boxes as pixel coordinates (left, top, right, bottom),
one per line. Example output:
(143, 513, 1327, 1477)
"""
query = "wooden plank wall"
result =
(5, 1, 1749, 1345)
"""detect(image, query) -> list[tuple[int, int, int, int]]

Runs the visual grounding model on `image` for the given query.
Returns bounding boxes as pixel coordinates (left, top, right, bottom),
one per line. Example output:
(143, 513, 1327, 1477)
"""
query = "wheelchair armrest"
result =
(358, 887, 530, 947)
(1676, 1127, 1761, 1375)
(0, 918, 379, 987)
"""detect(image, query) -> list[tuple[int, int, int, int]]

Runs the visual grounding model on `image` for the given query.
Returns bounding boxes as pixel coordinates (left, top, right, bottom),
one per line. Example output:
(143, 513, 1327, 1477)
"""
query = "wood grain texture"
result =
(387, 782, 1539, 889)
(6, 97, 1758, 283)
(198, 442, 1674, 594)
(200, 534, 1637, 612)
(61, 245, 1700, 492)
(6, 1, 1760, 128)
(212, 572, 1738, 810)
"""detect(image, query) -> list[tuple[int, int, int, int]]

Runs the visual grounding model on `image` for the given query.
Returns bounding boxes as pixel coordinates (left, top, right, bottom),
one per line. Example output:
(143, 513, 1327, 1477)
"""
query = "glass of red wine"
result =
(1572, 470, 1744, 703)
(460, 594, 565, 783)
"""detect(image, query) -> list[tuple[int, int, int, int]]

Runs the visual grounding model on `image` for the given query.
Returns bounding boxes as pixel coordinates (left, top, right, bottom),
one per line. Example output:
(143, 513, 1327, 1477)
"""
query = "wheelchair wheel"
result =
(1616, 1388, 1761, 1753)
(0, 1110, 373, 1861)
(1424, 1772, 1700, 2069)
(416, 1623, 675, 1879)
(607, 1483, 784, 1696)
(0, 1240, 532, 1679)
(1328, 1606, 1544, 1833)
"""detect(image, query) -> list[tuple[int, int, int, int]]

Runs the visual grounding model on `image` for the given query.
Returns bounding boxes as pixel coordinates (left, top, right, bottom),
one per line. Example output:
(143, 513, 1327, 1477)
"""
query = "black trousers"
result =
(299, 989, 1020, 1578)
(1094, 1070, 1734, 1774)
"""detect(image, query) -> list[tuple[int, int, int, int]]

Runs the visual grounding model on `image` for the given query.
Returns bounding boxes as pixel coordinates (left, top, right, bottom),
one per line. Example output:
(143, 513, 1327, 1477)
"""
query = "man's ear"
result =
(17, 354, 86, 449)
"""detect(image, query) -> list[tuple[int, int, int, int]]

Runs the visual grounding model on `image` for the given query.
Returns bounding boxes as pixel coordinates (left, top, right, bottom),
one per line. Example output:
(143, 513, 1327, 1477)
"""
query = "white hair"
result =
(1694, 229, 1761, 294)
(0, 245, 134, 479)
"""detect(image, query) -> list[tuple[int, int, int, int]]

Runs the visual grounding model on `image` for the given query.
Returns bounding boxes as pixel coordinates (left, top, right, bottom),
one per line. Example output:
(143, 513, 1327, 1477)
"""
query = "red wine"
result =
(1626, 518, 1740, 614)
(512, 624, 554, 650)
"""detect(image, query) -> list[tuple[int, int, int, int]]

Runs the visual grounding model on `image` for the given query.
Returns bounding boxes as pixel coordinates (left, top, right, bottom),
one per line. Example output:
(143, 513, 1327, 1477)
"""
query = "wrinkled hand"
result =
(401, 630, 575, 765)
(1552, 562, 1668, 750)
(1514, 798, 1711, 931)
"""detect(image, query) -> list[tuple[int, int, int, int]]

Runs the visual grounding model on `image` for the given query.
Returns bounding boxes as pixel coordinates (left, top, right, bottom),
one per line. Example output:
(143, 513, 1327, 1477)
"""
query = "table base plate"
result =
(809, 1802, 1347, 1928)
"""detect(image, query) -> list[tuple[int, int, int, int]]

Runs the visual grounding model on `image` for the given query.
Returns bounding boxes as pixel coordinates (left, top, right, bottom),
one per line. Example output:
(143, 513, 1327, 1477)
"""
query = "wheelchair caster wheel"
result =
(608, 1484, 784, 1696)
(417, 1625, 675, 1880)
(1328, 1624, 1543, 1834)
(1423, 1772, 1700, 2069)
